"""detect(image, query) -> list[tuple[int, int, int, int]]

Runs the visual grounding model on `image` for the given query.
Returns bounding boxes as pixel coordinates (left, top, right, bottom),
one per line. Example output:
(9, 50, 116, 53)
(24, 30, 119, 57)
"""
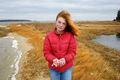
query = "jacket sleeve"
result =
(63, 35, 76, 62)
(43, 35, 56, 63)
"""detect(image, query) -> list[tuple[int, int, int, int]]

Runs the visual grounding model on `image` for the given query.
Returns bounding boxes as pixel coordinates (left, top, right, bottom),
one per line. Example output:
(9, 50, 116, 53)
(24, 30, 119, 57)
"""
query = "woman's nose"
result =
(60, 23, 63, 27)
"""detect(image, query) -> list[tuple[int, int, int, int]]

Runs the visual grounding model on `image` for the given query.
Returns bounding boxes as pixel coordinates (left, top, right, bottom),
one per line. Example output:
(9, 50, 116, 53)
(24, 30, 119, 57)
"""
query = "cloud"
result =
(0, 0, 120, 21)
(71, 12, 116, 21)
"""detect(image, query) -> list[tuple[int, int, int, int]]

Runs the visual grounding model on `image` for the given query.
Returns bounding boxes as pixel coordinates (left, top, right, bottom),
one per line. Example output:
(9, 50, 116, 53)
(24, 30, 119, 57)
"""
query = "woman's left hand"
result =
(59, 58, 66, 67)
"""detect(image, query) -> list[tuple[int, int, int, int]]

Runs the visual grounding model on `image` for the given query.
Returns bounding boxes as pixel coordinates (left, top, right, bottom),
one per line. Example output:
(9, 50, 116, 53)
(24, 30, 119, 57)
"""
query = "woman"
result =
(43, 11, 79, 80)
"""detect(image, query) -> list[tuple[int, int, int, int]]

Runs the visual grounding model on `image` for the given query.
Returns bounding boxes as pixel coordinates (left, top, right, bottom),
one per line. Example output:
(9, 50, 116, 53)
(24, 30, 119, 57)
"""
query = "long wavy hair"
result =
(56, 10, 79, 36)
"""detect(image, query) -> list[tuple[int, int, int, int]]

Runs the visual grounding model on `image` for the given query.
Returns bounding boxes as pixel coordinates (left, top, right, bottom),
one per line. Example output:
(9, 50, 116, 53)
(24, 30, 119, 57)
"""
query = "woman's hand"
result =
(52, 59, 59, 67)
(59, 58, 66, 67)
(52, 58, 66, 67)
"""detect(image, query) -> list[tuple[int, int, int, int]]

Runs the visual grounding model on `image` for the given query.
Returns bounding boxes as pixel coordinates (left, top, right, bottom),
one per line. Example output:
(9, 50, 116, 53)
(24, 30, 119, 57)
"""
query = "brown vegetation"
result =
(7, 21, 120, 80)
(0, 27, 9, 37)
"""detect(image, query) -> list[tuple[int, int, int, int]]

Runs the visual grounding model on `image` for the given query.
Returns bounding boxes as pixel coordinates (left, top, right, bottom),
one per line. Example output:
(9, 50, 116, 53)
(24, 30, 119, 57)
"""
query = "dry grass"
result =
(7, 21, 120, 80)
(0, 27, 9, 37)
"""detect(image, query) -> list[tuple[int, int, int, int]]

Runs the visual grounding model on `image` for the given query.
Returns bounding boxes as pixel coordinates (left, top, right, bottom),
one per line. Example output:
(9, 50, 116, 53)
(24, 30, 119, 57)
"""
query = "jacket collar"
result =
(54, 28, 65, 36)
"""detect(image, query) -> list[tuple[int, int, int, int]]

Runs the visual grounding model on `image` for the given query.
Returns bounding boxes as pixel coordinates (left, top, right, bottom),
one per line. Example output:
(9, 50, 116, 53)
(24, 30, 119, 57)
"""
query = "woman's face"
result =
(56, 17, 67, 32)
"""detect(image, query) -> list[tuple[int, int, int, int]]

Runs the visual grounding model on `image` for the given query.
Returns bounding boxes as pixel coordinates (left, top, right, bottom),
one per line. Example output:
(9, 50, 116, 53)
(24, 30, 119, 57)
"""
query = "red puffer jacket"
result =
(43, 28, 76, 72)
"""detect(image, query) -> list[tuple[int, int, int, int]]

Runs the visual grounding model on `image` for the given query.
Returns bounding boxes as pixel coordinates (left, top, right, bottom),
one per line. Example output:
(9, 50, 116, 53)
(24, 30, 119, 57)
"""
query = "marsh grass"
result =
(8, 21, 120, 80)
(0, 27, 9, 37)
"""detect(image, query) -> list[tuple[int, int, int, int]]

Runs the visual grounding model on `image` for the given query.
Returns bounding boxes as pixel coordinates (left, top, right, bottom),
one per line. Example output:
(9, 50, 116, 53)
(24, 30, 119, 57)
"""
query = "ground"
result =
(0, 21, 120, 80)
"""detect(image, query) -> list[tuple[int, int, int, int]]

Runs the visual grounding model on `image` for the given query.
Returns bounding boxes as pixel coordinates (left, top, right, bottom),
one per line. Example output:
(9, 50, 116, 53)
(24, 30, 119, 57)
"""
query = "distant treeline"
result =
(114, 9, 120, 21)
(0, 20, 31, 22)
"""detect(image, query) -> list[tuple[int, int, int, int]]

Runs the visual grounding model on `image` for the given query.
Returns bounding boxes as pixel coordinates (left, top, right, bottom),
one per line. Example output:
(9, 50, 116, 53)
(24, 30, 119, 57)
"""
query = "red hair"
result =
(56, 11, 79, 36)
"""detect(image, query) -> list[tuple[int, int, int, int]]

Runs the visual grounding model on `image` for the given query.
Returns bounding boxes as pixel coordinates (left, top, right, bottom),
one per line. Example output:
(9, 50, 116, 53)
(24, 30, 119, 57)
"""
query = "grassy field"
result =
(1, 21, 120, 80)
(0, 27, 9, 37)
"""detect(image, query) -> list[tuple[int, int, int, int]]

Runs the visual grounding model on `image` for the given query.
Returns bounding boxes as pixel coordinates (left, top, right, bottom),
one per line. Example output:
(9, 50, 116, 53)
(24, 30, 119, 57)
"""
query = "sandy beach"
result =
(0, 21, 120, 80)
(7, 33, 34, 80)
(7, 32, 50, 80)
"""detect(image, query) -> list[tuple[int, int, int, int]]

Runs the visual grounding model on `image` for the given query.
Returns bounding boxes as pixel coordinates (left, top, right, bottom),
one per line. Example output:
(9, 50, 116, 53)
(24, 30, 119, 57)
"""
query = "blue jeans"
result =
(49, 66, 73, 80)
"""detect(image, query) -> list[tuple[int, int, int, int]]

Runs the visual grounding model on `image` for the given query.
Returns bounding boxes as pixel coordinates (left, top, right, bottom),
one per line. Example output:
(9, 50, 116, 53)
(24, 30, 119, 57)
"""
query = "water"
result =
(92, 34, 120, 51)
(0, 21, 31, 25)
(0, 37, 22, 80)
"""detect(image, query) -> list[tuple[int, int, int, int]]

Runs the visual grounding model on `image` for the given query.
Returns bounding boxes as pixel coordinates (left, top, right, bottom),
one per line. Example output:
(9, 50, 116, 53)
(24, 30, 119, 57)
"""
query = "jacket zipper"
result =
(59, 35, 61, 58)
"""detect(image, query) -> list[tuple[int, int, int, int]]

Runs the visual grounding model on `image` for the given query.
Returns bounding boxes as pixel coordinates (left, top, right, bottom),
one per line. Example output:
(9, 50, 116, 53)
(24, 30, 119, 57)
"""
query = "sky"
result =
(0, 0, 120, 22)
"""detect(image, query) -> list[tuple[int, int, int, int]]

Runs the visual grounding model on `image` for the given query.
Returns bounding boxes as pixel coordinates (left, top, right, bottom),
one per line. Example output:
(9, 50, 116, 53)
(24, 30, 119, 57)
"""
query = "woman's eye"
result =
(63, 23, 66, 25)
(58, 21, 61, 23)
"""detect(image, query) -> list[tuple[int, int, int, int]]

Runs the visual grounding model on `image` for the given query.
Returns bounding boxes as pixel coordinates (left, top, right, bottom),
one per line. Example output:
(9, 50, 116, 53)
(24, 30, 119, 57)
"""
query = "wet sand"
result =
(7, 32, 50, 80)
(7, 33, 34, 80)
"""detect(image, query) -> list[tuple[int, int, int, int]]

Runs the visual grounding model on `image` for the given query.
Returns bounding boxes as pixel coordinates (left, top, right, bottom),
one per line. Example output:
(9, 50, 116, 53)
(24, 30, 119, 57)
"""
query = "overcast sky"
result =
(0, 0, 120, 21)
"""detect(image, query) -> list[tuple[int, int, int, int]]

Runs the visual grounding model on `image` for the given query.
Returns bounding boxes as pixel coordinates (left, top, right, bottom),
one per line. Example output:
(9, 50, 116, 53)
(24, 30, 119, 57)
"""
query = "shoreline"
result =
(7, 33, 34, 80)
